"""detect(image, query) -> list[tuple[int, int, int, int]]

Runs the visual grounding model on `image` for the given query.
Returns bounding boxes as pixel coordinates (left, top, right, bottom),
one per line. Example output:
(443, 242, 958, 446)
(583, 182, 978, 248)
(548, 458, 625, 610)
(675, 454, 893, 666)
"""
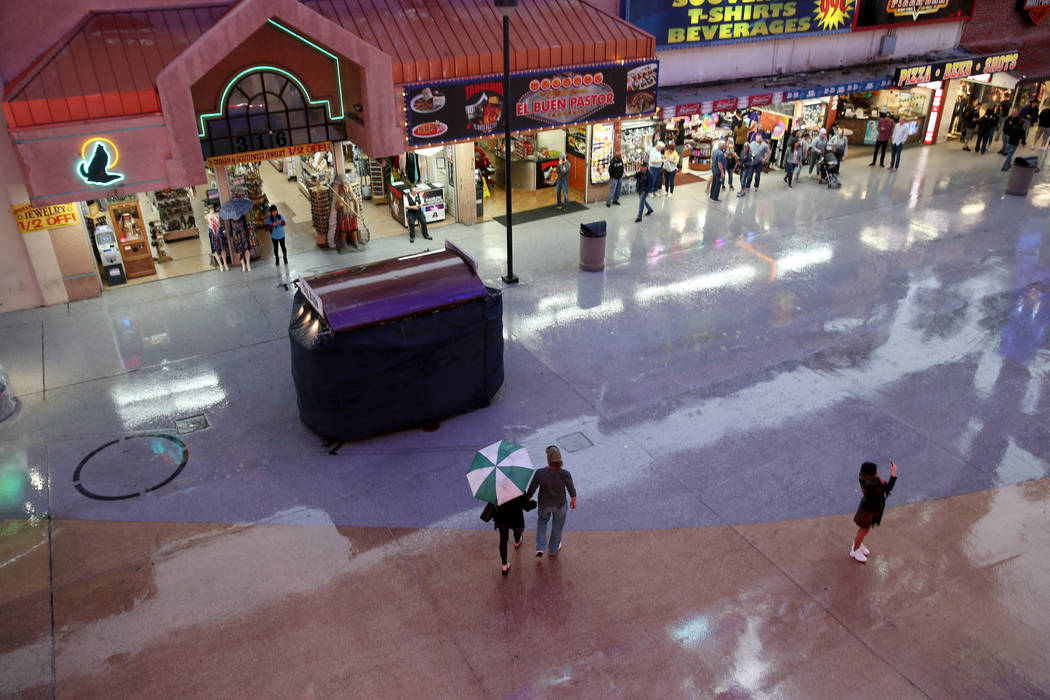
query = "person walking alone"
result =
(960, 99, 979, 151)
(889, 117, 907, 170)
(1034, 101, 1050, 149)
(662, 144, 680, 195)
(555, 155, 571, 210)
(784, 136, 803, 188)
(527, 446, 577, 558)
(1002, 108, 1024, 171)
(750, 134, 771, 191)
(870, 112, 893, 167)
(606, 153, 624, 207)
(710, 139, 727, 201)
(492, 494, 533, 576)
(635, 166, 654, 222)
(795, 132, 809, 184)
(851, 460, 898, 563)
(264, 205, 288, 266)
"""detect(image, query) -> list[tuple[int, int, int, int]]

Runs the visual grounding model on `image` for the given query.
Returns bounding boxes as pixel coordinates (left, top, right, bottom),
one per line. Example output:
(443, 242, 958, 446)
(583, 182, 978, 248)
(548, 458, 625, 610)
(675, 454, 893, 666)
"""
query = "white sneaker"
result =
(850, 548, 868, 563)
(860, 543, 870, 555)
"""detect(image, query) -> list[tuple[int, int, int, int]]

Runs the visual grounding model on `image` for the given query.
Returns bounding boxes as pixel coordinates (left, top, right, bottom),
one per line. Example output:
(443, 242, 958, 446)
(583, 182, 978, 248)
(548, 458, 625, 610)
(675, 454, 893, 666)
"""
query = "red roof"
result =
(3, 0, 654, 130)
(304, 0, 656, 84)
(3, 6, 228, 129)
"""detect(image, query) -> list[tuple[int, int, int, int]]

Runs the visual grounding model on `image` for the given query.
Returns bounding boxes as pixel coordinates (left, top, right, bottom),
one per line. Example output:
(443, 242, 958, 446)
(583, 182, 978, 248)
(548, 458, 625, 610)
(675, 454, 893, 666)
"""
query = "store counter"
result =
(838, 116, 925, 147)
(388, 181, 446, 227)
(493, 154, 562, 190)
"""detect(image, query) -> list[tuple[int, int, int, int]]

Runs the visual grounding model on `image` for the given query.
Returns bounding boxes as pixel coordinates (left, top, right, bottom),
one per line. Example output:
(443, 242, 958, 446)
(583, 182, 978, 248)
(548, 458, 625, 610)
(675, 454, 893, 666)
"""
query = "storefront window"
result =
(200, 71, 346, 159)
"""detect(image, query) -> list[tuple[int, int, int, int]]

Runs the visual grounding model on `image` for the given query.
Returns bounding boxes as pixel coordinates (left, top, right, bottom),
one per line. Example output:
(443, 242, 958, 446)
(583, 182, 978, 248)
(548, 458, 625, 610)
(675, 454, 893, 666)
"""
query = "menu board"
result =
(406, 60, 659, 147)
(567, 126, 588, 158)
(590, 123, 614, 184)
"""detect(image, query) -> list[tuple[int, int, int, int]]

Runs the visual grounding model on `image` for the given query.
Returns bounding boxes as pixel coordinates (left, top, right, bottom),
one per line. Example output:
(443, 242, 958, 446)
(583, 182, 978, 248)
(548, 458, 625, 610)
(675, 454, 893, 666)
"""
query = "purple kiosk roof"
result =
(297, 242, 486, 332)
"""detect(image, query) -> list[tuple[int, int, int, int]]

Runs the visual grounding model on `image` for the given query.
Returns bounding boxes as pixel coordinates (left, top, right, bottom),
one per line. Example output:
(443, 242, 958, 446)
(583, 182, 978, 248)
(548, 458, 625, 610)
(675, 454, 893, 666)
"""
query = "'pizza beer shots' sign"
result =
(893, 51, 1019, 87)
(404, 60, 659, 147)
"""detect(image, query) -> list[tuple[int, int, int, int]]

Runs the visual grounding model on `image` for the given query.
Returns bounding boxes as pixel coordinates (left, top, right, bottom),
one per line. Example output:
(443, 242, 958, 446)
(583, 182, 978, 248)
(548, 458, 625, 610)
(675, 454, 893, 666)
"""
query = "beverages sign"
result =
(893, 51, 1019, 87)
(624, 0, 856, 49)
(405, 60, 659, 146)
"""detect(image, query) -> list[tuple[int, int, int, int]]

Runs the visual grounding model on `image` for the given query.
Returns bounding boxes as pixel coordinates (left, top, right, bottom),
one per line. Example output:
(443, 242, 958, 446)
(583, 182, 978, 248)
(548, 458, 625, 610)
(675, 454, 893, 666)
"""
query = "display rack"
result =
(310, 187, 331, 241)
(368, 159, 387, 203)
(621, 123, 655, 176)
(151, 188, 198, 242)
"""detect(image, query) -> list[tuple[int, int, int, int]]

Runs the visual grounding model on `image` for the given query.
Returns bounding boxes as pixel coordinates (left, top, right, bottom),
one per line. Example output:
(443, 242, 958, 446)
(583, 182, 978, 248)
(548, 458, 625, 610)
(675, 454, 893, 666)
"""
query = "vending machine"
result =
(94, 225, 126, 286)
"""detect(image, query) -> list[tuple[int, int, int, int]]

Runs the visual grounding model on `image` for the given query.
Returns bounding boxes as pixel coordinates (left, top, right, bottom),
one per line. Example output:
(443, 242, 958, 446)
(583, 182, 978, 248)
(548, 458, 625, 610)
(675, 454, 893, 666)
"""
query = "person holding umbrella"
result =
(467, 440, 537, 575)
(492, 495, 534, 576)
(526, 446, 577, 557)
(851, 460, 898, 563)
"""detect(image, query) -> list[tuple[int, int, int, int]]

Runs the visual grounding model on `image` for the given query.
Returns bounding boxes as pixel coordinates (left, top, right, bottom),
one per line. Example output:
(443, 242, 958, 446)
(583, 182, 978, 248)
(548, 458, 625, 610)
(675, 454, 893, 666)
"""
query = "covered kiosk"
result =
(290, 242, 503, 441)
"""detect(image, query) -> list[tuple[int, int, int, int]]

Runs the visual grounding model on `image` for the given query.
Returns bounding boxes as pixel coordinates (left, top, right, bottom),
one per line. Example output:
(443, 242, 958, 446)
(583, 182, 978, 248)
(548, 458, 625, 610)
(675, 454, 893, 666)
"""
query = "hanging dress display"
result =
(228, 215, 257, 258)
(206, 212, 226, 254)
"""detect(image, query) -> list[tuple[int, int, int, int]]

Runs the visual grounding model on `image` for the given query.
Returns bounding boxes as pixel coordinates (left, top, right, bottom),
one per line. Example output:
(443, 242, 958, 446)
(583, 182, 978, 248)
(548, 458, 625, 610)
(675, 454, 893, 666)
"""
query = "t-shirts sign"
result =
(853, 0, 975, 29)
(624, 0, 856, 49)
(405, 60, 659, 147)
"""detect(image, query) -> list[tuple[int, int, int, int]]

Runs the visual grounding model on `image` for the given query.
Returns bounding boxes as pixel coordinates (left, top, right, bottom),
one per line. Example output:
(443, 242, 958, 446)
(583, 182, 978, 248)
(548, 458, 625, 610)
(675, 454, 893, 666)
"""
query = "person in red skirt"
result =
(851, 460, 898, 563)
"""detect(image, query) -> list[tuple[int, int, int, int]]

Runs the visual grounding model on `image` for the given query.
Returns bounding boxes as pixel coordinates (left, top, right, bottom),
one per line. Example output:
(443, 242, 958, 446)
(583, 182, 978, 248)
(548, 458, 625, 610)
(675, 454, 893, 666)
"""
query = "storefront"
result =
(0, 0, 656, 310)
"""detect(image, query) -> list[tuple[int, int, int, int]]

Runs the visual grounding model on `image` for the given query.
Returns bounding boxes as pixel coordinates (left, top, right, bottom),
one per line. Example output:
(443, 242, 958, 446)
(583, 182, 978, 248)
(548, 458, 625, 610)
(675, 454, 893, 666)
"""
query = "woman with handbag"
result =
(491, 495, 535, 576)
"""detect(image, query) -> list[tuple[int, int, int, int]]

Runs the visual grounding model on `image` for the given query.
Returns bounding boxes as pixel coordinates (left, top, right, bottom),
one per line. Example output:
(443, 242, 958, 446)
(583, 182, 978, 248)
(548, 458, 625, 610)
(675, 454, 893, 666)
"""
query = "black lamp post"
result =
(496, 0, 519, 285)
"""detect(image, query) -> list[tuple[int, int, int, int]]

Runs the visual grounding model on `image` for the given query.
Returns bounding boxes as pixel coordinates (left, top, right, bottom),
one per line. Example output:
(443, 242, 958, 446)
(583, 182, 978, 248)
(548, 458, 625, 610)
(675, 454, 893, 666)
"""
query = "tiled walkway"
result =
(2, 142, 1050, 697)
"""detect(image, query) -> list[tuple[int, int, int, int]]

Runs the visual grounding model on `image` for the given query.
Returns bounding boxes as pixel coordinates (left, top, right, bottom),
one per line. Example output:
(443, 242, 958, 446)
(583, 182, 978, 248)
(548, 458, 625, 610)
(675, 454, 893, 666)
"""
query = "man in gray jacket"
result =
(527, 446, 577, 557)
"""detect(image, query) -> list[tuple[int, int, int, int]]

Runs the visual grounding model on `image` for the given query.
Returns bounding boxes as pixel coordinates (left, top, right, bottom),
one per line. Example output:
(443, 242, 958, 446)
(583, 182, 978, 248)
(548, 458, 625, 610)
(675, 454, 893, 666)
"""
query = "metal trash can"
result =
(0, 364, 18, 423)
(1006, 156, 1040, 196)
(579, 220, 607, 272)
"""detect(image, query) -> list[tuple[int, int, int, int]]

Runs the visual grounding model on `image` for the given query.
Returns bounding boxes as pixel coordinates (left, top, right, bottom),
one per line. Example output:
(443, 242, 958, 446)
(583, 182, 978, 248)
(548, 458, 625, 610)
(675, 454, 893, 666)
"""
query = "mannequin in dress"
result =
(228, 215, 252, 272)
(205, 208, 228, 271)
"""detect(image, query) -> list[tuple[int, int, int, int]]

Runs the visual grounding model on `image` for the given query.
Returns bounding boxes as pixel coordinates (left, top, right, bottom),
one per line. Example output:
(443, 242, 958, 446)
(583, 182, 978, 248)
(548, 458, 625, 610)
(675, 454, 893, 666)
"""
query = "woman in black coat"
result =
(851, 460, 898, 563)
(493, 495, 531, 576)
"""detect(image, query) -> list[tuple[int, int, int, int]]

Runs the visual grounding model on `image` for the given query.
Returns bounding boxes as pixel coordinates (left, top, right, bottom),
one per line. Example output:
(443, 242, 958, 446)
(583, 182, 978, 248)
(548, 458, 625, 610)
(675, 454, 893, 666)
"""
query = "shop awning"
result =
(4, 0, 655, 130)
(963, 37, 1050, 82)
(659, 63, 896, 117)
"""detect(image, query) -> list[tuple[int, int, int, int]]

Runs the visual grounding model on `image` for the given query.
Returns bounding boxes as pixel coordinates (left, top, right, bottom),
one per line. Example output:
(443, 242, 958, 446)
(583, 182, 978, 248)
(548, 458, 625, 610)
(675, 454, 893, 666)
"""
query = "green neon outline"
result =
(198, 65, 344, 138)
(74, 141, 126, 187)
(266, 19, 344, 119)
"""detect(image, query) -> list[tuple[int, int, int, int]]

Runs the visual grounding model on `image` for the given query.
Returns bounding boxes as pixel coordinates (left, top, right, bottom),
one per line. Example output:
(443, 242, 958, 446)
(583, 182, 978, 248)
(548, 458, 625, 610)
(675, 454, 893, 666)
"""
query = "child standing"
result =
(265, 205, 288, 266)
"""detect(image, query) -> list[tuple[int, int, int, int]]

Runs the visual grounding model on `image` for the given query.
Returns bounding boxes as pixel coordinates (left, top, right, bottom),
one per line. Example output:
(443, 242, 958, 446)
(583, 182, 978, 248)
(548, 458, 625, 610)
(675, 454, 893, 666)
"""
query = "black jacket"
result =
(1004, 116, 1025, 145)
(858, 474, 896, 526)
(492, 495, 528, 530)
(609, 157, 624, 179)
(978, 113, 997, 133)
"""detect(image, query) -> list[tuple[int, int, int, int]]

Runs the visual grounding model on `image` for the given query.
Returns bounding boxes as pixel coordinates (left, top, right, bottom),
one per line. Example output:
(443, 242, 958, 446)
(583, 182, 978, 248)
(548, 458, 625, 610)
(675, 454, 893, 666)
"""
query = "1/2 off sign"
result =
(13, 202, 80, 233)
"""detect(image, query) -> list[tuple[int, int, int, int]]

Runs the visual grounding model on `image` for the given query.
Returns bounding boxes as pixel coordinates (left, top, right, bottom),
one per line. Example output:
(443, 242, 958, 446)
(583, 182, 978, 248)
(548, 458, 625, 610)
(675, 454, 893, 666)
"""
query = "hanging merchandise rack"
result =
(151, 188, 198, 242)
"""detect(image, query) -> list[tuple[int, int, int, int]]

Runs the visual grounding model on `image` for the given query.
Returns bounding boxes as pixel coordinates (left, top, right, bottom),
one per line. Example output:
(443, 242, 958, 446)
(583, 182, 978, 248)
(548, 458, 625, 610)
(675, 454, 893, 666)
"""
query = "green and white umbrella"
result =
(467, 440, 534, 505)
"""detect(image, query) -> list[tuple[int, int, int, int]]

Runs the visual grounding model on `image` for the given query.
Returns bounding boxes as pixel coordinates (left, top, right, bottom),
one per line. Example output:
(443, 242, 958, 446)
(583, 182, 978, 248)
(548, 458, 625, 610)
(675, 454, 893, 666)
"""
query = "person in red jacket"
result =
(870, 112, 894, 167)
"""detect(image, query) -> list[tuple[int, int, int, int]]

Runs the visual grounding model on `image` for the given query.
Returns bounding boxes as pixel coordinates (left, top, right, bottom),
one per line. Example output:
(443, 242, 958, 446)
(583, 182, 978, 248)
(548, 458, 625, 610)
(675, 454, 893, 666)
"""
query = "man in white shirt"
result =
(749, 134, 771, 191)
(889, 117, 908, 171)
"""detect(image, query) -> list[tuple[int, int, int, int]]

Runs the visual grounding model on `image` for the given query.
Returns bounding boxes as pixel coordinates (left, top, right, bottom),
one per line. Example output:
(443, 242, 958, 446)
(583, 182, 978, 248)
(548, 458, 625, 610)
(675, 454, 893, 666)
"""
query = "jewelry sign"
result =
(404, 60, 659, 147)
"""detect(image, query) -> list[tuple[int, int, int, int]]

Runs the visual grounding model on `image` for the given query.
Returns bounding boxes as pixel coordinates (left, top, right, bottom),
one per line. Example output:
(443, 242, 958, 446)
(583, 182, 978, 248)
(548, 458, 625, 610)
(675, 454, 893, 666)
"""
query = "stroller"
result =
(817, 148, 842, 189)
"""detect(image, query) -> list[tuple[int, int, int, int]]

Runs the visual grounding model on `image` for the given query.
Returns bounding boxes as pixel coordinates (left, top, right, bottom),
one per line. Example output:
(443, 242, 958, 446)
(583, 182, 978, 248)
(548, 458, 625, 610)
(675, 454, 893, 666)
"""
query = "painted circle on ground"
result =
(73, 434, 189, 501)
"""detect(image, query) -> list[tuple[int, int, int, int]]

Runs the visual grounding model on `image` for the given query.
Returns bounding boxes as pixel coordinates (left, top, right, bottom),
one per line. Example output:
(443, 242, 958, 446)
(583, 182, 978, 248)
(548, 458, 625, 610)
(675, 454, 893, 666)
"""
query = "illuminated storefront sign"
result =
(922, 80, 943, 145)
(75, 137, 125, 186)
(13, 202, 80, 232)
(853, 0, 974, 29)
(624, 0, 855, 49)
(1019, 0, 1050, 25)
(205, 142, 331, 167)
(893, 51, 1019, 87)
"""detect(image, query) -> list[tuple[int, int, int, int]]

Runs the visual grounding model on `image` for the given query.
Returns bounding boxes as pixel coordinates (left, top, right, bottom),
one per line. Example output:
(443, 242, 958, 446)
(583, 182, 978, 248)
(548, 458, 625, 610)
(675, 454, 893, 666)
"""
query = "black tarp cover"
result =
(289, 288, 504, 441)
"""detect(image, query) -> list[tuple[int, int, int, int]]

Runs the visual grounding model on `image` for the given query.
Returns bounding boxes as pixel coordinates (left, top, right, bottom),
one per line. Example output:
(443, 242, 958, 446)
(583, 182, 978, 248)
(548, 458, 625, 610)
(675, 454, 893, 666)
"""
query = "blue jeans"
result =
(556, 179, 569, 206)
(890, 143, 903, 169)
(710, 173, 722, 200)
(975, 130, 993, 154)
(606, 177, 622, 204)
(1003, 142, 1019, 170)
(637, 190, 652, 219)
(785, 162, 796, 183)
(648, 167, 662, 192)
(741, 166, 754, 189)
(536, 504, 567, 553)
(663, 169, 676, 193)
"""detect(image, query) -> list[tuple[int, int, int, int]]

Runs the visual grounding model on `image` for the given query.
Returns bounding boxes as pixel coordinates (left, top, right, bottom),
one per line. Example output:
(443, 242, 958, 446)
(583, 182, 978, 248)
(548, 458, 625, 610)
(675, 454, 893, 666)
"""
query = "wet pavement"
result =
(2, 144, 1050, 697)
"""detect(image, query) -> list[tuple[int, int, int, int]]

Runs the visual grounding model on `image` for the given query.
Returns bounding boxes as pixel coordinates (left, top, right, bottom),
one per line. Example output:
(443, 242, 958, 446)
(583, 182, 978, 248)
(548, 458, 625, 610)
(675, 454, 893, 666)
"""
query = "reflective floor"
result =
(2, 143, 1050, 697)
